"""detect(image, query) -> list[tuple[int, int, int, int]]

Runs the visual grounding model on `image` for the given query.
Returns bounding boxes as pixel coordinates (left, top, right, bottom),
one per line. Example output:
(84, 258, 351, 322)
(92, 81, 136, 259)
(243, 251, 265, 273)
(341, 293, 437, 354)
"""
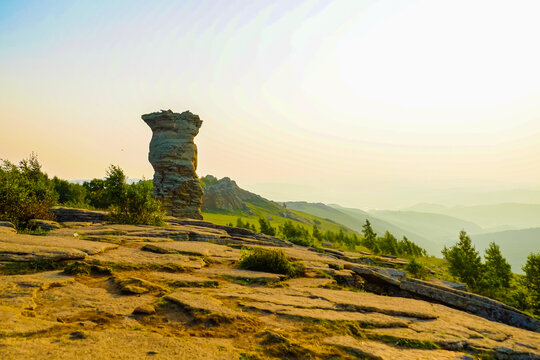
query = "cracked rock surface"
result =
(1, 218, 539, 359)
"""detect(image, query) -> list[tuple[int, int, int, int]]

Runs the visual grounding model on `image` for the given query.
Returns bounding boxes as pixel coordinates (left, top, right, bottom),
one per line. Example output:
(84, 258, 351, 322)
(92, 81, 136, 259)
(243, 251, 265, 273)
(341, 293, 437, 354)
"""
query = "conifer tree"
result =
(362, 219, 377, 250)
(442, 230, 483, 290)
(523, 252, 540, 312)
(484, 242, 512, 294)
(258, 217, 276, 236)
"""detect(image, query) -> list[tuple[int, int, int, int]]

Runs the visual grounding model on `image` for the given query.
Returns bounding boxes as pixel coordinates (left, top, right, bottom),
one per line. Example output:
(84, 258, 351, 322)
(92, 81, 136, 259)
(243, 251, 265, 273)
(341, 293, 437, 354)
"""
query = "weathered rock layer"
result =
(142, 110, 204, 219)
(1, 218, 540, 359)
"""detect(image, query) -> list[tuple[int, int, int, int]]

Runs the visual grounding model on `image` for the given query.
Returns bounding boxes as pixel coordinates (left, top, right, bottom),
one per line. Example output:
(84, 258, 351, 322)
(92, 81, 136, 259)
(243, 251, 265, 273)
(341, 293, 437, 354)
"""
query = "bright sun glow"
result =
(1, 0, 539, 208)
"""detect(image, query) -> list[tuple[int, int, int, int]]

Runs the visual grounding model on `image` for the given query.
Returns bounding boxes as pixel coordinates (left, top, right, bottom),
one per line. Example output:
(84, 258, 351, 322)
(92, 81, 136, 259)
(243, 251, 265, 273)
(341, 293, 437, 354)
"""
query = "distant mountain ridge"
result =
(405, 202, 540, 229)
(200, 176, 539, 270)
(285, 202, 439, 254)
(472, 228, 540, 274)
(368, 209, 482, 242)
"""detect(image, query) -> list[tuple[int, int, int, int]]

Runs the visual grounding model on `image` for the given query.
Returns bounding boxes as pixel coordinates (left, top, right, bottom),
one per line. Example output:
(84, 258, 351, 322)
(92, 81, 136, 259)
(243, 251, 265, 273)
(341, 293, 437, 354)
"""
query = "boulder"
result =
(0, 242, 87, 262)
(51, 207, 107, 223)
(142, 110, 204, 219)
(0, 221, 16, 233)
(400, 278, 540, 332)
(133, 304, 156, 315)
(28, 219, 61, 231)
(202, 177, 258, 213)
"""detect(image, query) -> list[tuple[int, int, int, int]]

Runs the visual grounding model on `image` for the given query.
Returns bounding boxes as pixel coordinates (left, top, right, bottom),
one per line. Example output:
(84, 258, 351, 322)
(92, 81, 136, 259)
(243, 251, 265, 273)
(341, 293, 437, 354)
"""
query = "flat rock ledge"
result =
(1, 219, 539, 360)
(51, 207, 107, 223)
(346, 264, 540, 332)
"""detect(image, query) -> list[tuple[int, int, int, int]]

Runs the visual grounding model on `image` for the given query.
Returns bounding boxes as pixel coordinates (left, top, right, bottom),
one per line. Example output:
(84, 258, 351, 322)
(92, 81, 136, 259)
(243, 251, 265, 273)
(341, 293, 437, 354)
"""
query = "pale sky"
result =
(1, 0, 539, 209)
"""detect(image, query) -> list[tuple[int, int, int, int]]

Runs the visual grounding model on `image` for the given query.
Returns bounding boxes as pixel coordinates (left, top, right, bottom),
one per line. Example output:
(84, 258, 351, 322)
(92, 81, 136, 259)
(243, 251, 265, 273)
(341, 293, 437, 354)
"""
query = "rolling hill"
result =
(200, 176, 356, 234)
(471, 228, 540, 274)
(368, 210, 482, 244)
(285, 202, 439, 254)
(406, 203, 540, 230)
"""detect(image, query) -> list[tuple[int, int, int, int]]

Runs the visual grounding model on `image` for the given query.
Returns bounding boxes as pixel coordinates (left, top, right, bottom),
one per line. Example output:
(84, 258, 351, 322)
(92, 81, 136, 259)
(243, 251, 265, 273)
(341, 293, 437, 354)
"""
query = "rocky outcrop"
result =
(142, 110, 203, 219)
(400, 278, 540, 332)
(0, 221, 16, 233)
(202, 176, 262, 213)
(28, 219, 61, 231)
(346, 264, 540, 332)
(1, 217, 540, 359)
(51, 207, 107, 223)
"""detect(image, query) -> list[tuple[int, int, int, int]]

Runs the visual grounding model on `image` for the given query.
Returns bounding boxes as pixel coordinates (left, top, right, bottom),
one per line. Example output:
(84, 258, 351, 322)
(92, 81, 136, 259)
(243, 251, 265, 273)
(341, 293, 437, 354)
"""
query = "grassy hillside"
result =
(201, 178, 356, 234)
(202, 204, 354, 234)
(286, 202, 439, 254)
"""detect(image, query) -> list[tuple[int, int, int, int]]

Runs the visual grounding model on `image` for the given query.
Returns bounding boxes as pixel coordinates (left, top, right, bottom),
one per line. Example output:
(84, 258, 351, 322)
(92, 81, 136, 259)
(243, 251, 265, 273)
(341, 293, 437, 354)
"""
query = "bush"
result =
(83, 165, 165, 226)
(258, 217, 276, 236)
(83, 178, 108, 209)
(239, 248, 305, 277)
(236, 217, 255, 230)
(279, 221, 313, 246)
(0, 154, 57, 229)
(106, 175, 165, 226)
(52, 176, 87, 207)
(406, 258, 428, 279)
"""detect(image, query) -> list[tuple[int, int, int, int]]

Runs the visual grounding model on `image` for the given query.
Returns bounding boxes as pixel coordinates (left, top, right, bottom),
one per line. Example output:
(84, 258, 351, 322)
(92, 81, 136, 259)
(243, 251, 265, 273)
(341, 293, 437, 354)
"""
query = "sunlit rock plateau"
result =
(1, 213, 539, 360)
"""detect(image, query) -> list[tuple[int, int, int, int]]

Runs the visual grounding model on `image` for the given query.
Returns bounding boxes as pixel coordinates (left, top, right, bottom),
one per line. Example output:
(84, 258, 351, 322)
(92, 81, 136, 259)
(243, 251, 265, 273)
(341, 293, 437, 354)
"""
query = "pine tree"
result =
(483, 242, 512, 295)
(258, 217, 276, 236)
(362, 219, 377, 251)
(378, 231, 399, 255)
(442, 230, 483, 290)
(235, 217, 244, 229)
(312, 225, 323, 241)
(523, 252, 540, 312)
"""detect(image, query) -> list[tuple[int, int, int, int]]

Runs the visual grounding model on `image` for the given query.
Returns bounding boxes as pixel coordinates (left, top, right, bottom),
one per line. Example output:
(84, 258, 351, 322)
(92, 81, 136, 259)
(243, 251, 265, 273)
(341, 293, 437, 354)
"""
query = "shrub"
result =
(279, 221, 312, 246)
(0, 154, 57, 229)
(107, 179, 165, 226)
(378, 231, 399, 255)
(83, 165, 165, 225)
(406, 258, 428, 279)
(239, 248, 305, 277)
(258, 217, 276, 236)
(83, 178, 108, 209)
(52, 176, 87, 207)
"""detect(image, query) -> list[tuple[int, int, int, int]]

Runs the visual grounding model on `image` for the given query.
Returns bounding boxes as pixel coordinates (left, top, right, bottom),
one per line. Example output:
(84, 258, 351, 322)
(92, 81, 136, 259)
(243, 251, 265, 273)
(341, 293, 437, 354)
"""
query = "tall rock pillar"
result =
(142, 110, 204, 219)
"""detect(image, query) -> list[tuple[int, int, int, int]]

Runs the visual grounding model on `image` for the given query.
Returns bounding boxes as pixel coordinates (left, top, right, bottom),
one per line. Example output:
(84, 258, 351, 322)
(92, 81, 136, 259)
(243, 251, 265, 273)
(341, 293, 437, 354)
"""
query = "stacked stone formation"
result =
(142, 110, 204, 219)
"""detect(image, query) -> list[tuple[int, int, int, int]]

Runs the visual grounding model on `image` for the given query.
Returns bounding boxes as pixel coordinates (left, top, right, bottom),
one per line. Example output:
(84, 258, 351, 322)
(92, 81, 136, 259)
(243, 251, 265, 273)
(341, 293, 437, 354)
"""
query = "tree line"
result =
(0, 154, 164, 229)
(442, 230, 539, 316)
(234, 216, 427, 258)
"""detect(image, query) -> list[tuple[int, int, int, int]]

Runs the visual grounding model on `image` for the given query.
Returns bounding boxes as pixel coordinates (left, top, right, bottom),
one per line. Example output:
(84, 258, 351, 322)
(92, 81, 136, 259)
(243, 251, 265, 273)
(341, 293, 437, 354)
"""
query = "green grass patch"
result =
(202, 202, 356, 234)
(365, 334, 439, 350)
(413, 256, 453, 281)
(169, 280, 219, 288)
(17, 227, 51, 236)
(0, 259, 64, 275)
(86, 260, 185, 273)
(239, 247, 305, 278)
(63, 262, 113, 276)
